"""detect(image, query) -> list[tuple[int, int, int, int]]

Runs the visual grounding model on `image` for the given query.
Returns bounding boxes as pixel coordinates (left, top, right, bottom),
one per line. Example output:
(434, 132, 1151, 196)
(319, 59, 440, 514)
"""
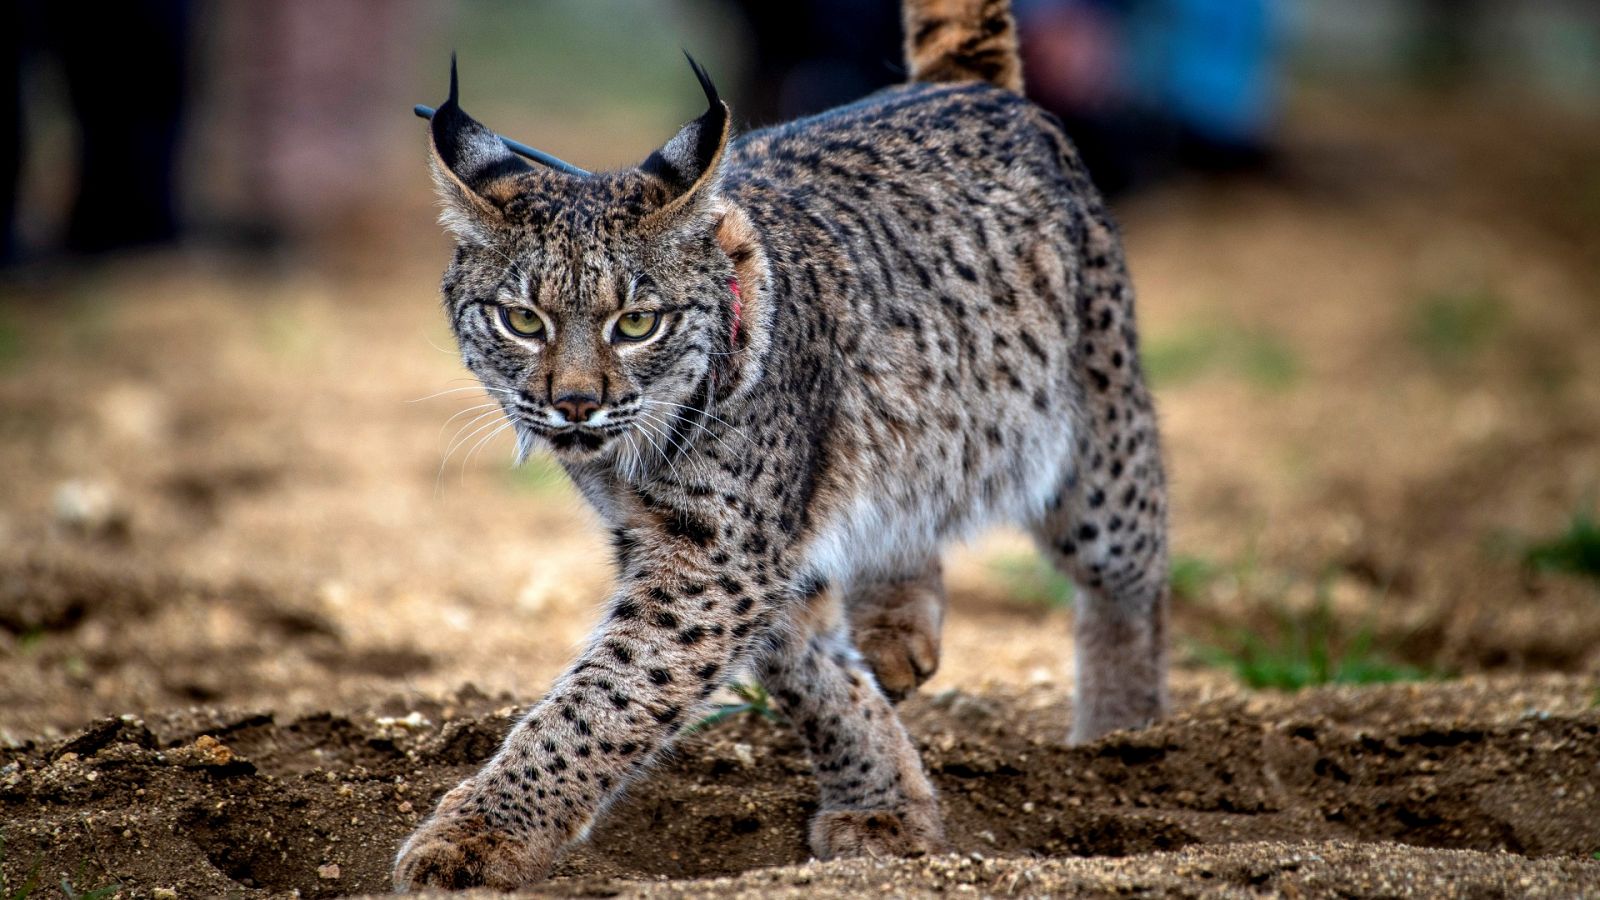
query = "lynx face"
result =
(429, 62, 736, 468)
(445, 194, 731, 465)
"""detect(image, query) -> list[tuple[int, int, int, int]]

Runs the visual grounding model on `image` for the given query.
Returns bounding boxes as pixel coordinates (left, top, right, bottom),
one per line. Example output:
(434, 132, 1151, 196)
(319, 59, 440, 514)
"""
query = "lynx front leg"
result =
(760, 587, 945, 860)
(394, 521, 776, 891)
(847, 560, 946, 701)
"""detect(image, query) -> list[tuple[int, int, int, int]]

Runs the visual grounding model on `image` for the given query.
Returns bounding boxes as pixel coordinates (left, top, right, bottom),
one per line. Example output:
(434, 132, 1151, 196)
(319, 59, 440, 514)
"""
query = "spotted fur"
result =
(395, 1, 1167, 889)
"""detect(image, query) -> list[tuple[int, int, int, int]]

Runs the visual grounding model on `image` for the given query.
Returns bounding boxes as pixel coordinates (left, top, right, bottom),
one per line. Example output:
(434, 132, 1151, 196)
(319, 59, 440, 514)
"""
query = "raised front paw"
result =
(393, 779, 554, 891)
(851, 574, 945, 701)
(809, 801, 946, 861)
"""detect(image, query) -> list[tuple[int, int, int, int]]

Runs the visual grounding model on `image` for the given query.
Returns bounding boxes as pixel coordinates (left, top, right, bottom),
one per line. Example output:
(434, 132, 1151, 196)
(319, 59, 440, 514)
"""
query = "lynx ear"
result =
(428, 57, 537, 241)
(640, 54, 730, 222)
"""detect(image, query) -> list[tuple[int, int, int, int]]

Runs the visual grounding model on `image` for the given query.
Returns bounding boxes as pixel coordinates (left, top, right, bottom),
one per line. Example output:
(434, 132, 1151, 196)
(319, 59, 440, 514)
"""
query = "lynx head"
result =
(427, 57, 768, 473)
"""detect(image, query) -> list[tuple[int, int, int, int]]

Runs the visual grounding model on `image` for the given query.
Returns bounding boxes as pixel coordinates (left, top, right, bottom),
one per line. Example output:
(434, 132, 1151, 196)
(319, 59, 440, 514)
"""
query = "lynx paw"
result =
(809, 802, 946, 860)
(852, 579, 944, 701)
(393, 780, 553, 891)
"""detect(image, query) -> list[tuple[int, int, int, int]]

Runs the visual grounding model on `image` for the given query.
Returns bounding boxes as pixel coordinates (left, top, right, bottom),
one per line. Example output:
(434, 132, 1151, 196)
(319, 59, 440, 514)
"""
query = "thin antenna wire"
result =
(414, 104, 590, 177)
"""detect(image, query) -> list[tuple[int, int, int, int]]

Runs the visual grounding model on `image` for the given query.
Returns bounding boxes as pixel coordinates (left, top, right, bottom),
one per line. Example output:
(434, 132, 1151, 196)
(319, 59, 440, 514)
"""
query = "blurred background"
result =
(1, 0, 1597, 741)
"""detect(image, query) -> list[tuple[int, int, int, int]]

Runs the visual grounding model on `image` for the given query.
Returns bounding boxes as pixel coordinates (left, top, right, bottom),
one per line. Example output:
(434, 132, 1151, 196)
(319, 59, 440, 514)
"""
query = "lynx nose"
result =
(553, 392, 601, 424)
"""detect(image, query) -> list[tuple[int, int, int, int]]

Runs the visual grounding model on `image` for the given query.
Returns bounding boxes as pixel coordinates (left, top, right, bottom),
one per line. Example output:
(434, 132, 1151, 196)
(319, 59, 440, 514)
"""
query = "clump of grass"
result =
(1168, 554, 1221, 601)
(0, 316, 20, 368)
(59, 874, 119, 900)
(1410, 287, 1505, 364)
(1143, 322, 1299, 390)
(0, 836, 116, 900)
(688, 682, 781, 733)
(0, 834, 42, 900)
(15, 626, 45, 653)
(990, 552, 1074, 608)
(992, 550, 1219, 607)
(1201, 575, 1431, 691)
(1142, 328, 1223, 386)
(1234, 332, 1300, 390)
(1523, 507, 1600, 584)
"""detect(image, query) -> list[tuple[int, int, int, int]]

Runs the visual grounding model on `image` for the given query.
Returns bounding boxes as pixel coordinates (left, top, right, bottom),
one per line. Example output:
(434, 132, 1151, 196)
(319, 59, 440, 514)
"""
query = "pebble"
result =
(52, 479, 129, 539)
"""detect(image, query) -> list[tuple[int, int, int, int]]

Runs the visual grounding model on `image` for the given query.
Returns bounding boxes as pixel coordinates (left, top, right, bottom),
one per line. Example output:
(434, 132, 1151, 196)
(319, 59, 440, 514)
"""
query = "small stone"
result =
(731, 743, 756, 767)
(153, 888, 178, 900)
(185, 735, 234, 766)
(318, 863, 342, 880)
(53, 480, 129, 539)
(376, 711, 430, 729)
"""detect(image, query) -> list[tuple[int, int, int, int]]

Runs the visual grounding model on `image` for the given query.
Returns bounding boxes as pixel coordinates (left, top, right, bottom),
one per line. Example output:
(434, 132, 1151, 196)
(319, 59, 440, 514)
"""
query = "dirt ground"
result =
(2, 91, 1598, 896)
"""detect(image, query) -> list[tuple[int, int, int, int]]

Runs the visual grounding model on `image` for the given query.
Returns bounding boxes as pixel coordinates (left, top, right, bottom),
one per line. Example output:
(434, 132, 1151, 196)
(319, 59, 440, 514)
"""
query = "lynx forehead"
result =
(396, 0, 1169, 889)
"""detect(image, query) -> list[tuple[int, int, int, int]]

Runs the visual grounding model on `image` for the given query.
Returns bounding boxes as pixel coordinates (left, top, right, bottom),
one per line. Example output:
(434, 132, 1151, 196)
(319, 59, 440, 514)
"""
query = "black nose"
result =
(553, 392, 601, 424)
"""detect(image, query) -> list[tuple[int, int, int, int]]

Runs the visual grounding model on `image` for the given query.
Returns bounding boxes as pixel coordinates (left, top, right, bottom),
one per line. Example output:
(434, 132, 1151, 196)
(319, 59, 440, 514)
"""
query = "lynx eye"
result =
(614, 310, 659, 342)
(499, 305, 546, 339)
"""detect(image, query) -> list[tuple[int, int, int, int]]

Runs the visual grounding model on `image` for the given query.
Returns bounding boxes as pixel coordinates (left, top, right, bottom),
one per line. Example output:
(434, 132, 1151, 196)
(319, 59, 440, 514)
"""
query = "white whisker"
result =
(634, 407, 711, 485)
(407, 385, 518, 403)
(462, 420, 514, 485)
(641, 398, 747, 454)
(513, 428, 537, 466)
(442, 409, 506, 456)
(437, 402, 503, 441)
(436, 412, 510, 496)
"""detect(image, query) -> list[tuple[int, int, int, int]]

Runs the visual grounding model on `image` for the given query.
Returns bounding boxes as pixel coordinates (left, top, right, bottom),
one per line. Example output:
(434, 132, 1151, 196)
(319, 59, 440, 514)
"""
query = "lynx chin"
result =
(396, 0, 1169, 888)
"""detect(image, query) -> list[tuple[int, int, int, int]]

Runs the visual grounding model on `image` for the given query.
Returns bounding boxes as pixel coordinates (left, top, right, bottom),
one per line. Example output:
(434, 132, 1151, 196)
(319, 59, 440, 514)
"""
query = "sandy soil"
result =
(2, 679, 1597, 897)
(1, 93, 1598, 896)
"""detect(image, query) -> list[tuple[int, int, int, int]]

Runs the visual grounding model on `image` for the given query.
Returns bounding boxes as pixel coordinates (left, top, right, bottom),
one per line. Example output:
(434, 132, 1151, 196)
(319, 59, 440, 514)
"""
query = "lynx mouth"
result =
(546, 427, 609, 454)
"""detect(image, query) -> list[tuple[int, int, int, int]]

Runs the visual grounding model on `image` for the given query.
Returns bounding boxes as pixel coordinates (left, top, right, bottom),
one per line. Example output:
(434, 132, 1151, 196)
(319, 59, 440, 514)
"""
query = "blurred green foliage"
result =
(443, 0, 742, 167)
(990, 550, 1222, 607)
(1409, 287, 1505, 364)
(1200, 570, 1432, 691)
(1143, 322, 1300, 390)
(505, 452, 572, 497)
(991, 552, 1075, 608)
(1523, 506, 1600, 584)
(0, 315, 20, 368)
(1169, 553, 1222, 601)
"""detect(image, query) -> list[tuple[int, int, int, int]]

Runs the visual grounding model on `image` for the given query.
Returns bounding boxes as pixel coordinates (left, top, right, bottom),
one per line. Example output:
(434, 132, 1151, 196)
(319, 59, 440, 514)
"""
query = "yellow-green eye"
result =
(499, 306, 545, 338)
(614, 310, 659, 342)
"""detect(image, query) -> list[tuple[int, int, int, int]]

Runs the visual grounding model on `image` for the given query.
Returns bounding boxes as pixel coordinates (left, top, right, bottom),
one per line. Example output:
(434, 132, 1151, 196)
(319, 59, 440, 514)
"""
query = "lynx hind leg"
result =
(761, 586, 945, 860)
(1034, 441, 1170, 745)
(1029, 207, 1172, 744)
(847, 561, 947, 702)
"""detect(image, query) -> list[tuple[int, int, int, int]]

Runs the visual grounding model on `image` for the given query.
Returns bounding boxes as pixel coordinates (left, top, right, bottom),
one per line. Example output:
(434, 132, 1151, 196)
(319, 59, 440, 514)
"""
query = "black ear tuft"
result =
(684, 50, 718, 109)
(428, 55, 532, 220)
(639, 53, 731, 219)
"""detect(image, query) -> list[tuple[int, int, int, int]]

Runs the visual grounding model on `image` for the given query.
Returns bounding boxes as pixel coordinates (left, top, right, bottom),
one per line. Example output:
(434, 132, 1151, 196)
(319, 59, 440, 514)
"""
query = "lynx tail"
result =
(903, 0, 1024, 93)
